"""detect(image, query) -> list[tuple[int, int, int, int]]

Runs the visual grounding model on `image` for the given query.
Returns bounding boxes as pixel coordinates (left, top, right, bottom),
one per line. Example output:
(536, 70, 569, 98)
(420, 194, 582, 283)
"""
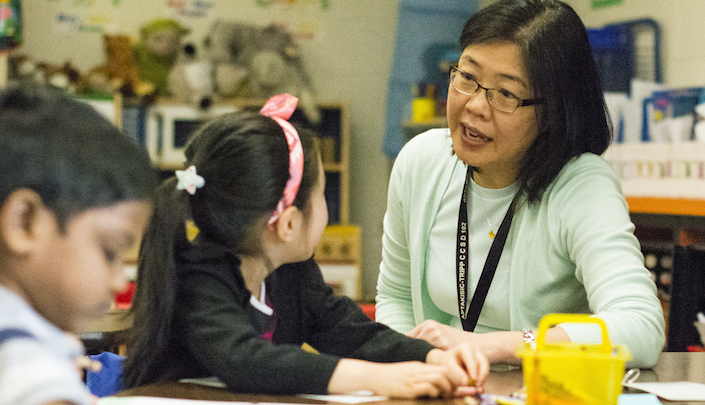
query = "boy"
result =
(0, 84, 157, 405)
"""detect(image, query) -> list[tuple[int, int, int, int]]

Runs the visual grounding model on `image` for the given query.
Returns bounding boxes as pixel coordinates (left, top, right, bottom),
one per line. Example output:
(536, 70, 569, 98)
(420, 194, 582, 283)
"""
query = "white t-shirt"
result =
(0, 285, 92, 405)
(426, 160, 517, 332)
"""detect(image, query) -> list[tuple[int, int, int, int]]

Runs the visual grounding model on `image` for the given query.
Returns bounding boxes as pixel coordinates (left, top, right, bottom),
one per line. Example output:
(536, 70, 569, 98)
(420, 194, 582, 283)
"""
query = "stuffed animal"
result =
(133, 18, 190, 96)
(37, 61, 83, 93)
(7, 52, 43, 84)
(84, 33, 156, 100)
(7, 52, 83, 93)
(204, 21, 320, 123)
(169, 43, 233, 109)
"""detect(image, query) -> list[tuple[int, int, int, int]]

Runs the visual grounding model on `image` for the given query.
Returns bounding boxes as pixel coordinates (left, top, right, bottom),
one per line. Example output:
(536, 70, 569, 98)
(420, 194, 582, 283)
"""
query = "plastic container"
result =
(517, 314, 631, 405)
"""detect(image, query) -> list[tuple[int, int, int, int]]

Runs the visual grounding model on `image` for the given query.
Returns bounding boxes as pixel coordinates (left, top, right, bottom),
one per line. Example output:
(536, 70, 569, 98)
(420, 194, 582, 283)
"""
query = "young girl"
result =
(124, 94, 488, 398)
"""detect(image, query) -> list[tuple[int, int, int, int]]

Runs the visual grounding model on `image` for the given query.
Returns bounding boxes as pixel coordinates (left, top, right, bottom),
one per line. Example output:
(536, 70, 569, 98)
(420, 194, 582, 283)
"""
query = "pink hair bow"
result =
(260, 94, 303, 226)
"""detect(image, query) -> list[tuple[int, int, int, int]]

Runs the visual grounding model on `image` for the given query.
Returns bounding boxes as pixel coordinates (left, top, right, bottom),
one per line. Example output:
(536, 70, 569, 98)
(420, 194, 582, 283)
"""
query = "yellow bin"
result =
(517, 314, 631, 405)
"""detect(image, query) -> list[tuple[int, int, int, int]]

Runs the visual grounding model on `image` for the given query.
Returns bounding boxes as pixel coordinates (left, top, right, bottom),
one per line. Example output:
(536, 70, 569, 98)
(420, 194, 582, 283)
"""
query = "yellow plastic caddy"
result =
(517, 314, 631, 405)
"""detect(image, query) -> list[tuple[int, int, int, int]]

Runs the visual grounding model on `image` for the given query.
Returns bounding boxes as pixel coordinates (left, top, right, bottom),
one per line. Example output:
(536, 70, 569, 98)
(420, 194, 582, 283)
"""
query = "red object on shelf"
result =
(114, 282, 135, 309)
(688, 345, 705, 352)
(359, 304, 375, 321)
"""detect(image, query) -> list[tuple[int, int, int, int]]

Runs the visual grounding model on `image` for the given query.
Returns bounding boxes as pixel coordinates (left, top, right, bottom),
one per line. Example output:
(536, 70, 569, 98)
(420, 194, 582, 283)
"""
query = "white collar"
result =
(249, 281, 273, 316)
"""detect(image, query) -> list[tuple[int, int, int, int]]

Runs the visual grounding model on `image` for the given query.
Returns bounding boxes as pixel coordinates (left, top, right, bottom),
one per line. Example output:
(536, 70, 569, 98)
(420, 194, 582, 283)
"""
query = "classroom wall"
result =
(19, 0, 401, 301)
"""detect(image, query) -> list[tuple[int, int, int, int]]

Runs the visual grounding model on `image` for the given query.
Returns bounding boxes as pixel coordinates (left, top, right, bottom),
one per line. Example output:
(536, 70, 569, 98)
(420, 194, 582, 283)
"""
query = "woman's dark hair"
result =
(461, 0, 611, 203)
(0, 83, 157, 230)
(125, 110, 320, 388)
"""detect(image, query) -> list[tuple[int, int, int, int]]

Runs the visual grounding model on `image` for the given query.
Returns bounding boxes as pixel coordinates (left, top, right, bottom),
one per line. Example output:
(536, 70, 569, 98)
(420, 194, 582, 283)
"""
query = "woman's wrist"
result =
(469, 331, 525, 365)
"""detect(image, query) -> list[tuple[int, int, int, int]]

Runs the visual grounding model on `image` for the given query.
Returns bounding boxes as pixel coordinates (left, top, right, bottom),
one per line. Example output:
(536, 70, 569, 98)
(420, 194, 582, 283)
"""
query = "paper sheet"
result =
(298, 394, 388, 404)
(623, 381, 705, 401)
(99, 394, 387, 405)
(178, 376, 226, 388)
(98, 398, 249, 405)
(618, 393, 662, 404)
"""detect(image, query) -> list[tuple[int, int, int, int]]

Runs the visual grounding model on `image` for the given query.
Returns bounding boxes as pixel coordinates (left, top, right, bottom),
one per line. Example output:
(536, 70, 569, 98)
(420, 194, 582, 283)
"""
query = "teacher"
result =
(375, 0, 665, 368)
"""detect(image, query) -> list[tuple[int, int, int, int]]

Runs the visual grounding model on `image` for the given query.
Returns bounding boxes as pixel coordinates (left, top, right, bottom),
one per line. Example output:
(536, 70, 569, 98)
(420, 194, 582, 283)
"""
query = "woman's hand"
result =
(425, 343, 489, 396)
(408, 320, 571, 365)
(407, 320, 468, 350)
(408, 320, 517, 363)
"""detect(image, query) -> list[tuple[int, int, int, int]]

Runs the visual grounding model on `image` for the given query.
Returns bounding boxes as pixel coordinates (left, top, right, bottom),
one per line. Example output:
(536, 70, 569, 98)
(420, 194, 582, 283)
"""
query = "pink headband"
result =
(260, 94, 304, 226)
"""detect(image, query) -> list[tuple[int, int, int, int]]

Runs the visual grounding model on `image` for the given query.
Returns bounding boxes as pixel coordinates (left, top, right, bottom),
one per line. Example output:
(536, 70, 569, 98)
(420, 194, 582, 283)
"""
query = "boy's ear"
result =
(0, 189, 49, 255)
(273, 205, 301, 243)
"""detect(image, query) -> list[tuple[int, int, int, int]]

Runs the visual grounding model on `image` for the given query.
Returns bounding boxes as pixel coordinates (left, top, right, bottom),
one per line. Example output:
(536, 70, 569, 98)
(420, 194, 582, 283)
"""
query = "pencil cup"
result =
(412, 98, 436, 122)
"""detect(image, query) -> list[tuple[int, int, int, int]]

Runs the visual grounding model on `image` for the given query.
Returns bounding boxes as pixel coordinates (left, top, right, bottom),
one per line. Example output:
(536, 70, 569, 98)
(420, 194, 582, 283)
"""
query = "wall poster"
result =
(254, 0, 331, 41)
(591, 0, 622, 9)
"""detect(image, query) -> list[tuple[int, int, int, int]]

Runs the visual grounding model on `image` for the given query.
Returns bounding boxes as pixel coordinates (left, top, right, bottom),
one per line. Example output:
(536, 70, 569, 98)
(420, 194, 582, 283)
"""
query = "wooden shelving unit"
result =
(402, 116, 447, 143)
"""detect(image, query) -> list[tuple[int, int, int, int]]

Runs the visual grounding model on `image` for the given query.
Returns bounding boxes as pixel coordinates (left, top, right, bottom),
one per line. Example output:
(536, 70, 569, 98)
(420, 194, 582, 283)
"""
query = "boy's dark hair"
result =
(0, 84, 157, 229)
(461, 0, 612, 203)
(125, 110, 321, 388)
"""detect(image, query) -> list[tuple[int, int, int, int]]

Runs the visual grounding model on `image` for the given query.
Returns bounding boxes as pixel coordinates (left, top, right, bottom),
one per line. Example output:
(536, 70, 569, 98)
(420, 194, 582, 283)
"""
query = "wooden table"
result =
(77, 308, 132, 356)
(115, 352, 705, 404)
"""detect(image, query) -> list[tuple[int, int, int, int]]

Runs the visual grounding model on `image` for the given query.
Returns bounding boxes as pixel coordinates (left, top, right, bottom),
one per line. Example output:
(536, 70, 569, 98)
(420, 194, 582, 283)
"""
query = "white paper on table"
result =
(298, 394, 388, 404)
(100, 398, 348, 405)
(623, 381, 705, 401)
(98, 397, 251, 405)
(178, 376, 227, 388)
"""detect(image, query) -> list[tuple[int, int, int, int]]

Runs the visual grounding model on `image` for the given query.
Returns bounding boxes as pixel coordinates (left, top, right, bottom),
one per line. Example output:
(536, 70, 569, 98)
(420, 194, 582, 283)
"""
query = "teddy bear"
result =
(133, 18, 190, 96)
(203, 21, 320, 123)
(83, 33, 156, 101)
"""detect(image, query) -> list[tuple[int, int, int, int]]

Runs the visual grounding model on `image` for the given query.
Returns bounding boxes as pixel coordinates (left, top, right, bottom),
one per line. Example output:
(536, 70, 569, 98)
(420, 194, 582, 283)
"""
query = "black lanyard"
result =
(456, 167, 518, 332)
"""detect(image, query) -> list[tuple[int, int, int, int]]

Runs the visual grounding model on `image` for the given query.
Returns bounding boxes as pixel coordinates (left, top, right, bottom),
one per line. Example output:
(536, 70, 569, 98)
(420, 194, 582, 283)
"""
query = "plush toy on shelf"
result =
(83, 33, 156, 101)
(204, 20, 320, 123)
(168, 43, 247, 109)
(133, 18, 190, 96)
(7, 52, 84, 94)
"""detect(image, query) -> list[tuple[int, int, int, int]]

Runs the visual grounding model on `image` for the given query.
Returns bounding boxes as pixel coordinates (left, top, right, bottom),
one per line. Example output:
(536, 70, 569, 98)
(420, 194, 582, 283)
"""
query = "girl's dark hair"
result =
(125, 110, 320, 387)
(0, 83, 157, 230)
(461, 0, 611, 203)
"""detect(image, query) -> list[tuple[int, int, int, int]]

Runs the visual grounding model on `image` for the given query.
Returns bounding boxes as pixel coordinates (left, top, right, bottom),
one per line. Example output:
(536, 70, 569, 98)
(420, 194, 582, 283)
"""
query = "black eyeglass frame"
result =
(449, 65, 541, 113)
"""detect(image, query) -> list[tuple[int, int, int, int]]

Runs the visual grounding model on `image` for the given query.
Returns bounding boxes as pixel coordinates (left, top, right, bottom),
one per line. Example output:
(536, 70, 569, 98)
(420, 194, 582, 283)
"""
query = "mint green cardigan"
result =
(376, 129, 665, 368)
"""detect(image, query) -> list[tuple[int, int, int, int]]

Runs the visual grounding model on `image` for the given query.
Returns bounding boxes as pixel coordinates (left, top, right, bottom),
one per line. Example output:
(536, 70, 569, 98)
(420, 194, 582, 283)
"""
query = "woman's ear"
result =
(273, 205, 302, 243)
(0, 189, 49, 255)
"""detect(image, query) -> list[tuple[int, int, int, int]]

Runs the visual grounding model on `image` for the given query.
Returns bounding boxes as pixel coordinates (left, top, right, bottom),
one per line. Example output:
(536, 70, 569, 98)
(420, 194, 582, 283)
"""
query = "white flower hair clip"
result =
(176, 165, 205, 195)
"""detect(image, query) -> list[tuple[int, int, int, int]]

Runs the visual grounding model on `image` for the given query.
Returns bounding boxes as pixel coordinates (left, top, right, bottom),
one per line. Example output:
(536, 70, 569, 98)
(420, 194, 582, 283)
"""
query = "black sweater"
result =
(143, 242, 435, 394)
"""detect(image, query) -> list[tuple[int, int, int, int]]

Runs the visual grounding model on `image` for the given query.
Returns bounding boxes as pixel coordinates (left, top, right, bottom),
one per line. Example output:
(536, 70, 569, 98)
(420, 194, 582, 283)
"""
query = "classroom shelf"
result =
(627, 197, 705, 217)
(402, 116, 447, 142)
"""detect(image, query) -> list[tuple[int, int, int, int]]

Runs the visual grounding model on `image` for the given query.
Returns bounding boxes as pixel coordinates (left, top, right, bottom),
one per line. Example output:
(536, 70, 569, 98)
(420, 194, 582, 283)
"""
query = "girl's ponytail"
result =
(124, 177, 190, 388)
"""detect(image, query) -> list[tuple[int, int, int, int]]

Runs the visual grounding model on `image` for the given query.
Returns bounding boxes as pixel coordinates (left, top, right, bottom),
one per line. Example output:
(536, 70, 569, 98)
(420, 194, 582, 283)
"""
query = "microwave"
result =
(146, 104, 238, 167)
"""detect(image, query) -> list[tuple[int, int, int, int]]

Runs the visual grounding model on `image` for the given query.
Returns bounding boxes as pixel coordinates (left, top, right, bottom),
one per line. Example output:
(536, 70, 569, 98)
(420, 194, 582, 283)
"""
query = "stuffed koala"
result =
(168, 43, 247, 109)
(204, 20, 320, 123)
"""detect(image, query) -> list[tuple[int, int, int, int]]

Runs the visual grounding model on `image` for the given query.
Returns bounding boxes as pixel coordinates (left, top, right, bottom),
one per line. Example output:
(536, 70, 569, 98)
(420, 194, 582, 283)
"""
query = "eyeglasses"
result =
(449, 65, 541, 113)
